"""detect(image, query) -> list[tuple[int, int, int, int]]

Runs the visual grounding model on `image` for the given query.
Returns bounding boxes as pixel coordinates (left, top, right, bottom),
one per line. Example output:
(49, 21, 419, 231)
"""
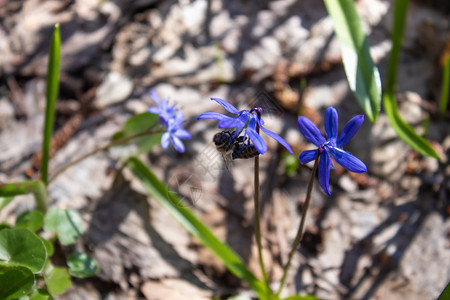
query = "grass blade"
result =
(0, 197, 14, 211)
(0, 181, 48, 213)
(438, 282, 450, 300)
(41, 24, 61, 184)
(439, 54, 450, 118)
(324, 0, 382, 122)
(383, 0, 439, 158)
(126, 157, 269, 299)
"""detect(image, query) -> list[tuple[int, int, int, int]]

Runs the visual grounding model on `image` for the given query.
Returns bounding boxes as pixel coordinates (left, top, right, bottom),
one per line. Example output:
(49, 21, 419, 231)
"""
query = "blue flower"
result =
(148, 91, 178, 126)
(197, 98, 293, 155)
(148, 91, 191, 153)
(298, 107, 367, 195)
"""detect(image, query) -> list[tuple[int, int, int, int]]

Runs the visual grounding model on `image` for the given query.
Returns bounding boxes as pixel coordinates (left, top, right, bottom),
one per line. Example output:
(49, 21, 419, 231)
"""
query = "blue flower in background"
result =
(298, 107, 367, 195)
(148, 91, 191, 153)
(161, 111, 191, 153)
(148, 91, 178, 126)
(197, 98, 293, 155)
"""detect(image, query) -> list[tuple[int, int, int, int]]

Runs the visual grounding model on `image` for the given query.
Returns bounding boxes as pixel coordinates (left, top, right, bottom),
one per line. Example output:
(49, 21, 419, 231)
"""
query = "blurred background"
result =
(0, 0, 449, 299)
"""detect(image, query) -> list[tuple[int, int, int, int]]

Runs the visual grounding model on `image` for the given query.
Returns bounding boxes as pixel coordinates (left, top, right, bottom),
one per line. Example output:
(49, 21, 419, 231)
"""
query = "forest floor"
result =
(0, 0, 449, 299)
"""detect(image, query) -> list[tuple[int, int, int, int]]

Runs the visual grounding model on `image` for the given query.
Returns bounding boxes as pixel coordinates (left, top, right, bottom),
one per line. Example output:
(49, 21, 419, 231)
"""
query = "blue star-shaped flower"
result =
(298, 107, 367, 195)
(197, 98, 293, 155)
(161, 111, 191, 153)
(148, 91, 191, 153)
(147, 91, 178, 126)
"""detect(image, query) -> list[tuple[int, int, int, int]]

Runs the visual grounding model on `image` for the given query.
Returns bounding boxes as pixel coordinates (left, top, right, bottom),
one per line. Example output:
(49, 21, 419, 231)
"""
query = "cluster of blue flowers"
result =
(147, 91, 191, 153)
(148, 93, 367, 195)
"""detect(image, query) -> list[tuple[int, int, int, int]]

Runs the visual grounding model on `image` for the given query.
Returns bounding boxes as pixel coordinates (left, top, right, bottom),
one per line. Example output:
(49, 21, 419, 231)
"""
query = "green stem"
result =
(48, 126, 163, 184)
(0, 180, 48, 213)
(439, 54, 450, 119)
(277, 153, 320, 296)
(254, 155, 270, 287)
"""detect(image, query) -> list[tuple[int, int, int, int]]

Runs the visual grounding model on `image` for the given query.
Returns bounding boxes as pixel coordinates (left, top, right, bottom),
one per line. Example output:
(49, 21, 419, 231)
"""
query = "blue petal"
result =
(161, 132, 170, 149)
(297, 116, 326, 146)
(158, 115, 169, 127)
(148, 107, 161, 114)
(197, 112, 231, 121)
(175, 128, 191, 139)
(298, 149, 318, 164)
(260, 125, 294, 154)
(336, 115, 364, 147)
(318, 151, 332, 196)
(218, 115, 247, 129)
(172, 136, 185, 153)
(324, 107, 338, 140)
(211, 98, 240, 114)
(150, 91, 161, 106)
(246, 118, 267, 154)
(328, 147, 367, 173)
(174, 111, 184, 123)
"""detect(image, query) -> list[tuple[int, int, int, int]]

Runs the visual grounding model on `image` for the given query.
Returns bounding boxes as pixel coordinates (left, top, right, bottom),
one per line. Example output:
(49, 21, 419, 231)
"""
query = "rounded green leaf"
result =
(0, 266, 35, 299)
(16, 210, 44, 232)
(43, 209, 83, 245)
(39, 237, 54, 257)
(67, 252, 98, 278)
(29, 288, 53, 300)
(0, 228, 47, 273)
(112, 112, 162, 156)
(44, 266, 71, 295)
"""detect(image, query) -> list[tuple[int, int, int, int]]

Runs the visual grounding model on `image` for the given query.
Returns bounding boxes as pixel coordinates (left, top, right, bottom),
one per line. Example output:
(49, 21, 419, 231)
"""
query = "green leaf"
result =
(39, 238, 54, 257)
(44, 209, 83, 245)
(0, 266, 35, 299)
(324, 0, 382, 122)
(0, 197, 13, 211)
(28, 288, 53, 300)
(439, 54, 450, 118)
(16, 210, 44, 232)
(384, 94, 439, 158)
(0, 228, 47, 273)
(112, 112, 162, 157)
(126, 157, 269, 299)
(0, 223, 11, 231)
(44, 266, 71, 295)
(383, 0, 439, 159)
(67, 252, 98, 278)
(283, 153, 299, 177)
(41, 24, 61, 184)
(0, 180, 48, 213)
(438, 282, 450, 300)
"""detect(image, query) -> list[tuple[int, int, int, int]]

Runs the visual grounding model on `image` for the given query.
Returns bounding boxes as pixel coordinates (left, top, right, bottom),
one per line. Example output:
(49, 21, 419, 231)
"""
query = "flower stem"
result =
(0, 180, 48, 213)
(252, 108, 270, 289)
(48, 125, 163, 184)
(276, 153, 320, 296)
(254, 154, 270, 287)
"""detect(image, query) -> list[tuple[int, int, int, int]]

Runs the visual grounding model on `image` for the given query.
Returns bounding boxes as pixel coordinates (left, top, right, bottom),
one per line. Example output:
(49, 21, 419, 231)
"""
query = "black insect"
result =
(213, 130, 260, 179)
(213, 130, 260, 159)
(231, 143, 260, 159)
(213, 130, 238, 153)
